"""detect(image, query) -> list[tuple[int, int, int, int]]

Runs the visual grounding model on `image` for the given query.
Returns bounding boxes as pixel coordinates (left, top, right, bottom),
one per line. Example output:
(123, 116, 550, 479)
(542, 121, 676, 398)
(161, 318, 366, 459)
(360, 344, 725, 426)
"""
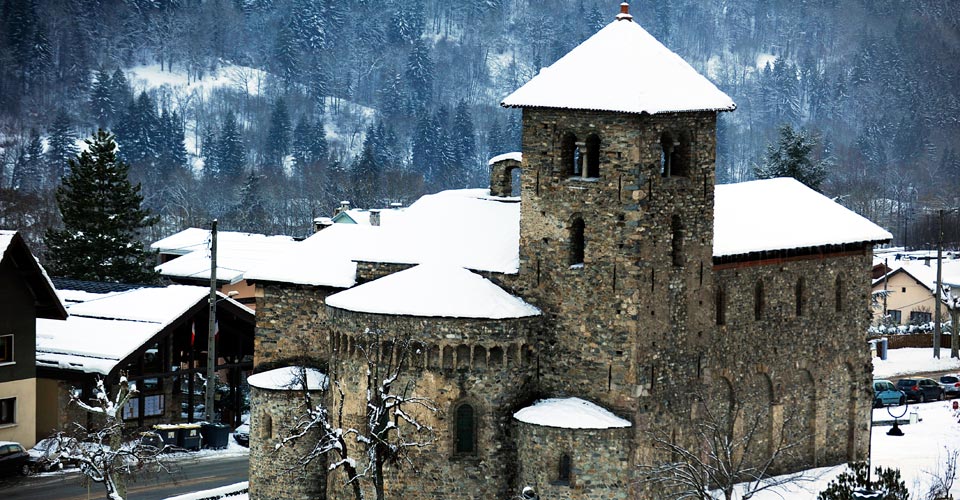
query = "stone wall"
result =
(325, 307, 539, 500)
(249, 386, 327, 500)
(489, 157, 522, 197)
(515, 422, 632, 500)
(254, 284, 339, 366)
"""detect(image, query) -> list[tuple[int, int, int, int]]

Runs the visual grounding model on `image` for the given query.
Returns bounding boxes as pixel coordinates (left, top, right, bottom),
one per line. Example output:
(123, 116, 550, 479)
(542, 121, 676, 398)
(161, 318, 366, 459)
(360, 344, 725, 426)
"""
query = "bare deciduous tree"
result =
(276, 330, 437, 500)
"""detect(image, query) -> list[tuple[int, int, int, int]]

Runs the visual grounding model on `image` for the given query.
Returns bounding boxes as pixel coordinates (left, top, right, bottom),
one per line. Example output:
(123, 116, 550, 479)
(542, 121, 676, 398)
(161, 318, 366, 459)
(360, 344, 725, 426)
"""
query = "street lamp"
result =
(205, 219, 218, 423)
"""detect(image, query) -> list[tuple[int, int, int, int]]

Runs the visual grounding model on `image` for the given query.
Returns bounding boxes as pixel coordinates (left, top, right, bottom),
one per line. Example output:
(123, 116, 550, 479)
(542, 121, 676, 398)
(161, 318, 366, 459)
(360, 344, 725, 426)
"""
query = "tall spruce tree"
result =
(44, 130, 158, 283)
(754, 124, 829, 192)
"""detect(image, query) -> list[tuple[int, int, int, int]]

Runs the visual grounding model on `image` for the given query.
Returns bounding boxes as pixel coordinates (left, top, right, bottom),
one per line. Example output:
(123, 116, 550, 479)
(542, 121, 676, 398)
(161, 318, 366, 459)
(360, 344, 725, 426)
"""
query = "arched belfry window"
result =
(585, 133, 600, 178)
(671, 215, 684, 267)
(569, 216, 585, 267)
(660, 131, 690, 177)
(561, 132, 578, 176)
(754, 280, 765, 321)
(558, 453, 572, 484)
(454, 403, 477, 454)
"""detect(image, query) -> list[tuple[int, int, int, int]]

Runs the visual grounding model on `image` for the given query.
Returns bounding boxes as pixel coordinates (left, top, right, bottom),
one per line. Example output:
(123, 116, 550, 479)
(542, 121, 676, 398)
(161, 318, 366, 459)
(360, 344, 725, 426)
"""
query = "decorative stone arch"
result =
(825, 362, 859, 462)
(791, 369, 817, 466)
(489, 155, 523, 197)
(489, 346, 504, 368)
(452, 399, 481, 456)
(473, 345, 487, 370)
(456, 344, 471, 370)
(428, 345, 440, 370)
(743, 371, 775, 460)
(442, 345, 454, 370)
(569, 214, 585, 266)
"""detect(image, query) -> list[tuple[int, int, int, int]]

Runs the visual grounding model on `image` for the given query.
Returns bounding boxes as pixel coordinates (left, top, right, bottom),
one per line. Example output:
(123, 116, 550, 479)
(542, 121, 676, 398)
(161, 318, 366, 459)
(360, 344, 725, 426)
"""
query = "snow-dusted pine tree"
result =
(44, 129, 158, 283)
(754, 124, 829, 192)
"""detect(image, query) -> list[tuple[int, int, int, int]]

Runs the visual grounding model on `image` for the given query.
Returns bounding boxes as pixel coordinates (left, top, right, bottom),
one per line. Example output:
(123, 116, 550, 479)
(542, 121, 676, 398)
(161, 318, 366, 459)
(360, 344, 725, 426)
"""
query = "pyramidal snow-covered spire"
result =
(501, 2, 736, 115)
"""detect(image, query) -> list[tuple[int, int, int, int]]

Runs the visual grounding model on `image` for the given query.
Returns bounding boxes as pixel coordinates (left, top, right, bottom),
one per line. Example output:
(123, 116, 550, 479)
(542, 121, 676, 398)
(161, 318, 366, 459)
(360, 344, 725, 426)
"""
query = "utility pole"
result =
(205, 219, 218, 422)
(935, 209, 943, 359)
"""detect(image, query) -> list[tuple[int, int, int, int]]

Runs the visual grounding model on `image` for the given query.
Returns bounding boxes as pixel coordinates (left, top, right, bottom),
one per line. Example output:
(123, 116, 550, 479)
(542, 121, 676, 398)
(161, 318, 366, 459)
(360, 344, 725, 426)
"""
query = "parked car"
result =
(940, 375, 960, 398)
(897, 378, 944, 403)
(873, 379, 905, 407)
(0, 442, 32, 477)
(233, 421, 249, 447)
(27, 438, 67, 472)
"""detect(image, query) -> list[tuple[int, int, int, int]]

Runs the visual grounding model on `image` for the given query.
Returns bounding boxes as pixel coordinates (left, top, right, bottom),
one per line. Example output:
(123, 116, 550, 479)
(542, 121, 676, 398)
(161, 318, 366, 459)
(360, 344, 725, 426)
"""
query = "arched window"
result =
(561, 132, 578, 176)
(454, 403, 477, 454)
(716, 287, 726, 326)
(262, 413, 273, 440)
(671, 215, 684, 267)
(569, 216, 585, 266)
(754, 280, 764, 321)
(585, 133, 600, 178)
(660, 131, 690, 177)
(835, 275, 844, 313)
(795, 278, 805, 317)
(558, 453, 572, 484)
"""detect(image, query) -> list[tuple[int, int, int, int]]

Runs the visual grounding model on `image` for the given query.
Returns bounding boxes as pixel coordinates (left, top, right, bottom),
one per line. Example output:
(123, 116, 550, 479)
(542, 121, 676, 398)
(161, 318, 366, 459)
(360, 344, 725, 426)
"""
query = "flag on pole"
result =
(191, 321, 196, 346)
(214, 320, 219, 341)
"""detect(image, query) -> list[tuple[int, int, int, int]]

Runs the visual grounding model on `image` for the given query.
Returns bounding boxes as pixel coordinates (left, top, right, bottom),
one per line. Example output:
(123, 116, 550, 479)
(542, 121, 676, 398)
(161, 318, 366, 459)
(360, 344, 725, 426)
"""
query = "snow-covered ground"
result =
(874, 347, 960, 379)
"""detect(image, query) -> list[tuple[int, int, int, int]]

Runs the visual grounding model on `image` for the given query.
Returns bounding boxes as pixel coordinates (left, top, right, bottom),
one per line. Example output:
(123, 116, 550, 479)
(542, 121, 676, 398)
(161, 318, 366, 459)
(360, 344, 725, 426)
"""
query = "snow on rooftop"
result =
(37, 284, 251, 375)
(247, 366, 328, 391)
(488, 152, 522, 165)
(244, 251, 357, 288)
(501, 17, 735, 114)
(513, 397, 632, 429)
(873, 260, 960, 291)
(337, 207, 405, 226)
(325, 264, 540, 319)
(153, 229, 299, 284)
(0, 230, 16, 253)
(713, 178, 892, 257)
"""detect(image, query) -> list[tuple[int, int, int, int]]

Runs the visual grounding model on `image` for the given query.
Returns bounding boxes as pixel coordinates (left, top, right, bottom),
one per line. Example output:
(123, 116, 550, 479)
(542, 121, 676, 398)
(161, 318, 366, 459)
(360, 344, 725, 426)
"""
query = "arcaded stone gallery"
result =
(245, 5, 892, 499)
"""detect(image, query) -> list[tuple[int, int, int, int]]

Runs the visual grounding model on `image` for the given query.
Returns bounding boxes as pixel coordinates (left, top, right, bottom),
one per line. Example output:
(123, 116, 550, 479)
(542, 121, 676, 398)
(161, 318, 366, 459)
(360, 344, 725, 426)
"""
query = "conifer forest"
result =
(0, 0, 958, 256)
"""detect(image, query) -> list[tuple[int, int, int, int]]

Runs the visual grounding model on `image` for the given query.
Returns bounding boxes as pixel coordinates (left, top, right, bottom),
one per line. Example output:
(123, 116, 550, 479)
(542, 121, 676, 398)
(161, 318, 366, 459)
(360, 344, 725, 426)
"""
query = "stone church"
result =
(246, 4, 892, 499)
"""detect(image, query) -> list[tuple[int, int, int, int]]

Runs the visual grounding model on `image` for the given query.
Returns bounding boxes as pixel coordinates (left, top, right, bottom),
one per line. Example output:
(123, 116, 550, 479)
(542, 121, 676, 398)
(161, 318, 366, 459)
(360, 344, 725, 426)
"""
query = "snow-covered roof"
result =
(513, 397, 632, 429)
(713, 178, 892, 258)
(501, 15, 735, 114)
(488, 152, 522, 165)
(249, 189, 520, 286)
(334, 207, 405, 226)
(248, 366, 327, 391)
(0, 230, 67, 320)
(873, 260, 960, 291)
(153, 229, 299, 284)
(325, 264, 540, 319)
(36, 283, 252, 375)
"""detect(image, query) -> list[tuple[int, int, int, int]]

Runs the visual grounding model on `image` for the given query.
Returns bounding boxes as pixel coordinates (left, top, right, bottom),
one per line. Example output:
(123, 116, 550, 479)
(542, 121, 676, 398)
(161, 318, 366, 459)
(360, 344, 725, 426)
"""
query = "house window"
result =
(715, 287, 726, 326)
(754, 280, 764, 320)
(0, 335, 11, 364)
(671, 215, 683, 267)
(910, 310, 932, 324)
(0, 397, 15, 425)
(558, 453, 572, 484)
(888, 309, 902, 324)
(454, 403, 477, 454)
(569, 216, 585, 267)
(795, 278, 805, 317)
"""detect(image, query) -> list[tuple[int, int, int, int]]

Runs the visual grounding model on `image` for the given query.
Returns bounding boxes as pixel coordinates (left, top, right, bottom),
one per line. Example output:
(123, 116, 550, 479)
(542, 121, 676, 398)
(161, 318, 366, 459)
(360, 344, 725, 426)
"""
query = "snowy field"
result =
(171, 348, 960, 500)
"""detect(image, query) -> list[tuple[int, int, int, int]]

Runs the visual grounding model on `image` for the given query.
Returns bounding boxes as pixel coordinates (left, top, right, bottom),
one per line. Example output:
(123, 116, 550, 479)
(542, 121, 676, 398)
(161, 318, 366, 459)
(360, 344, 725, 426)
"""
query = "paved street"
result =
(0, 454, 248, 500)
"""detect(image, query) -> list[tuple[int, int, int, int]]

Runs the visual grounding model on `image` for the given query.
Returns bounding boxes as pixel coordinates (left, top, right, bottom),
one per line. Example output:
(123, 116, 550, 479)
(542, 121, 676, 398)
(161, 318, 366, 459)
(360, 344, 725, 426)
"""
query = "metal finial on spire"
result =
(616, 2, 633, 21)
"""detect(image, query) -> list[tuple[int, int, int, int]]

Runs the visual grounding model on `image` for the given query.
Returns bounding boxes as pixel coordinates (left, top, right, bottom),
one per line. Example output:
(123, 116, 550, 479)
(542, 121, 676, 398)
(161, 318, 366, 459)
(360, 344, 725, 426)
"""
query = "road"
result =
(0, 454, 248, 500)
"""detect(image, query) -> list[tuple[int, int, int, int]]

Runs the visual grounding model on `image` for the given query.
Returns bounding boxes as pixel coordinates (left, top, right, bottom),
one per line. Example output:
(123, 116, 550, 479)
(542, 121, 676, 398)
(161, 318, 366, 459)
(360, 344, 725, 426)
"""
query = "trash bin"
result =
(177, 424, 202, 451)
(200, 422, 231, 449)
(879, 338, 889, 360)
(152, 424, 179, 448)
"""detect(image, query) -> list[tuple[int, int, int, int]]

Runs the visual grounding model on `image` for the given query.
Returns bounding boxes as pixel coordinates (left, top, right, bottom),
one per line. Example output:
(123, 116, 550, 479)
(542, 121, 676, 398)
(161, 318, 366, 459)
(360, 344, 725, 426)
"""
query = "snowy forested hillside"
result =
(0, 0, 958, 254)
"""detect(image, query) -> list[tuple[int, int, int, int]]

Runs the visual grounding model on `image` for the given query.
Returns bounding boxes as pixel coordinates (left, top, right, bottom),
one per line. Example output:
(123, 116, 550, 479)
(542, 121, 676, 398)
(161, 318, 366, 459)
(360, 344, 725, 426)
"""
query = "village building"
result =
(244, 4, 891, 499)
(871, 259, 960, 327)
(0, 231, 67, 448)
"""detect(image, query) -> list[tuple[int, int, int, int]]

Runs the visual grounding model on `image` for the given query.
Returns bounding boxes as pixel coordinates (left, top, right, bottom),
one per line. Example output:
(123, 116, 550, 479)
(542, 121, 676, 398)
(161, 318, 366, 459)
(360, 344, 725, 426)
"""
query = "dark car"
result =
(897, 378, 944, 403)
(0, 442, 32, 477)
(940, 375, 960, 398)
(233, 422, 249, 447)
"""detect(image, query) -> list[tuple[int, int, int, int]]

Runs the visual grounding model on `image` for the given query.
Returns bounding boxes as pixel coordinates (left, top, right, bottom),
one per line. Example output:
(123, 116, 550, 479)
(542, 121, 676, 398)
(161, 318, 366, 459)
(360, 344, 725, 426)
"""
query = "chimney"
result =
(313, 217, 333, 233)
(369, 209, 381, 227)
(335, 200, 351, 216)
(616, 2, 633, 21)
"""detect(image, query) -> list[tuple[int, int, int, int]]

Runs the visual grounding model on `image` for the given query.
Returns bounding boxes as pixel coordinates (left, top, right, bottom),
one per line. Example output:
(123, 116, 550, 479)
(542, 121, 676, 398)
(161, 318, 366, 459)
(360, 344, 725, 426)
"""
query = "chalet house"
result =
(0, 231, 67, 448)
(35, 280, 255, 434)
(872, 260, 960, 326)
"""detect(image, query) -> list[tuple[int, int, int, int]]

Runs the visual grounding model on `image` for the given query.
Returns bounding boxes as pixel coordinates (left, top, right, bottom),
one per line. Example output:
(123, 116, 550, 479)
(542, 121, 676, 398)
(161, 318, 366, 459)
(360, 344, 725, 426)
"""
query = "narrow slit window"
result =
(455, 403, 477, 454)
(558, 453, 572, 484)
(671, 215, 683, 267)
(570, 217, 585, 267)
(754, 280, 764, 321)
(796, 278, 805, 317)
